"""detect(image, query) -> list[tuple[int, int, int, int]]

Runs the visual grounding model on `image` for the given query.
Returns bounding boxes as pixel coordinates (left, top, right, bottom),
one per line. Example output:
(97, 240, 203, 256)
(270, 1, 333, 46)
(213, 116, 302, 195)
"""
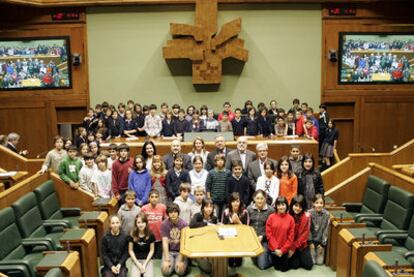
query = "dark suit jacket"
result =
(163, 152, 193, 171)
(247, 158, 278, 187)
(225, 149, 256, 172)
(6, 143, 18, 154)
(206, 147, 233, 171)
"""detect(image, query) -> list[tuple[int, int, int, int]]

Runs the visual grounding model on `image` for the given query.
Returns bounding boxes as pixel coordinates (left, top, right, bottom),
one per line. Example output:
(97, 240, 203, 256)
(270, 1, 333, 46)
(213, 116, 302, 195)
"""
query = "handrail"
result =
(322, 138, 414, 191)
(0, 145, 44, 175)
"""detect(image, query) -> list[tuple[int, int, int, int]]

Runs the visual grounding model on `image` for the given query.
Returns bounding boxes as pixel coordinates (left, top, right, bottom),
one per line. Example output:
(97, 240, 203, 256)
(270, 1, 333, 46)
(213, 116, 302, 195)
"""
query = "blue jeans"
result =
(252, 241, 272, 270)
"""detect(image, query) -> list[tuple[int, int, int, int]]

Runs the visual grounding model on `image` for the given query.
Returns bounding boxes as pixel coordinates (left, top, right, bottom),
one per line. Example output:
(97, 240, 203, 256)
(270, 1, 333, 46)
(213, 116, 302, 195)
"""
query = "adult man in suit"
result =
(206, 134, 232, 171)
(225, 136, 256, 173)
(163, 139, 192, 170)
(247, 142, 278, 188)
(6, 132, 28, 157)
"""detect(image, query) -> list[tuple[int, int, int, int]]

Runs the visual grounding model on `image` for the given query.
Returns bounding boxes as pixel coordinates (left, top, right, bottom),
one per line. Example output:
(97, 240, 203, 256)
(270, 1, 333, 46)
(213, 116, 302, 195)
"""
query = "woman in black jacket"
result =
(297, 154, 324, 210)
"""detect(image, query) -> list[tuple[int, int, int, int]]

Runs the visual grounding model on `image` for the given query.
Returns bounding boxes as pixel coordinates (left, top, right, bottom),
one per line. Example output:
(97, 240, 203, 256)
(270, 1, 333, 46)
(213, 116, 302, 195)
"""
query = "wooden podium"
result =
(60, 228, 98, 277)
(180, 225, 263, 277)
(36, 251, 81, 277)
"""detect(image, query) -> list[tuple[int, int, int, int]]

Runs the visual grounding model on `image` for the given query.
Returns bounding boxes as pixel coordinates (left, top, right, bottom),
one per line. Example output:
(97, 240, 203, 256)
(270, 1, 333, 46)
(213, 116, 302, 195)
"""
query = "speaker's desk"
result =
(180, 225, 263, 277)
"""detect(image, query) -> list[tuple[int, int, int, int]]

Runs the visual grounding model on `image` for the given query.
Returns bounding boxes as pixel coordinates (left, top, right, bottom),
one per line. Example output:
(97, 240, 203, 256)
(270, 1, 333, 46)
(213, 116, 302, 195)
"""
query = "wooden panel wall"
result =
(321, 2, 414, 157)
(0, 5, 88, 157)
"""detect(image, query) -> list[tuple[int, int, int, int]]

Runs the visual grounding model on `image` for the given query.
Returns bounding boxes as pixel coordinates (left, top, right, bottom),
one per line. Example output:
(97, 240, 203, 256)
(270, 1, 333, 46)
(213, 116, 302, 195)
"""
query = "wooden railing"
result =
(0, 145, 44, 175)
(0, 171, 117, 213)
(322, 138, 414, 191)
(325, 163, 414, 205)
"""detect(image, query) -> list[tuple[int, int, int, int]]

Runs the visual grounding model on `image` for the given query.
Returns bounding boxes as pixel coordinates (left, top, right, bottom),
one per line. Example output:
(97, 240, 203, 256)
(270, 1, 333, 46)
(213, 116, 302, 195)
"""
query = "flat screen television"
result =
(0, 37, 71, 90)
(339, 32, 414, 84)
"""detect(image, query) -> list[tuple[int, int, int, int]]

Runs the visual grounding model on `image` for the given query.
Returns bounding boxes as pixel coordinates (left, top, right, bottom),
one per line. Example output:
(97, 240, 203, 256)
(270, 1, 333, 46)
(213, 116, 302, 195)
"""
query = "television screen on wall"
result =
(0, 37, 71, 90)
(339, 33, 414, 84)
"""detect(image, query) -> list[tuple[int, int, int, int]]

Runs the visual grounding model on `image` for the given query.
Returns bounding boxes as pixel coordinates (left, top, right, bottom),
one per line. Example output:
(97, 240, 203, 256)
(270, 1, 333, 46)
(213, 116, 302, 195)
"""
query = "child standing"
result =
(274, 117, 287, 137)
(246, 107, 259, 136)
(59, 145, 82, 190)
(206, 155, 230, 220)
(128, 155, 152, 207)
(112, 144, 133, 204)
(173, 183, 194, 224)
(297, 154, 324, 210)
(188, 156, 208, 194)
(150, 155, 168, 205)
(141, 189, 167, 260)
(231, 108, 246, 136)
(101, 215, 129, 277)
(92, 154, 112, 199)
(309, 194, 330, 265)
(227, 160, 251, 206)
(40, 135, 67, 174)
(173, 109, 191, 137)
(277, 156, 298, 204)
(257, 107, 272, 138)
(75, 127, 87, 148)
(218, 111, 233, 132)
(205, 109, 219, 131)
(288, 195, 313, 270)
(166, 155, 191, 201)
(117, 190, 141, 235)
(79, 153, 96, 194)
(106, 143, 118, 171)
(256, 161, 280, 206)
(320, 120, 339, 168)
(161, 111, 175, 138)
(304, 120, 319, 141)
(288, 145, 303, 175)
(161, 203, 189, 276)
(128, 214, 155, 277)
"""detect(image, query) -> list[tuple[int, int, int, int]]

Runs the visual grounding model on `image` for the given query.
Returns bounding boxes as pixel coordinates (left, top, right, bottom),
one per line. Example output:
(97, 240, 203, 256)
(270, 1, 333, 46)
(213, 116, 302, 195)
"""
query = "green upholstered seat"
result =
(34, 180, 80, 228)
(348, 186, 414, 239)
(11, 192, 65, 250)
(361, 260, 388, 277)
(0, 207, 53, 277)
(44, 268, 63, 277)
(373, 251, 413, 267)
(342, 175, 390, 216)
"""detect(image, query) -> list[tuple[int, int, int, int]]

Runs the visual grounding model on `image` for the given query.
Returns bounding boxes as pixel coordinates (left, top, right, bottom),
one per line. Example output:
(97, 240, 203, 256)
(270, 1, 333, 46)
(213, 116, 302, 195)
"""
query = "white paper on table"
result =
(125, 136, 138, 141)
(0, 171, 17, 177)
(217, 227, 238, 238)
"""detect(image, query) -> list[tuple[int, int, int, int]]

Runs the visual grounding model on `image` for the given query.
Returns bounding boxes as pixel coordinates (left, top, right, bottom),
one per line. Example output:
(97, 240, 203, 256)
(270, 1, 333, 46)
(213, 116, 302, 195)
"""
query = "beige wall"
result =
(87, 4, 321, 112)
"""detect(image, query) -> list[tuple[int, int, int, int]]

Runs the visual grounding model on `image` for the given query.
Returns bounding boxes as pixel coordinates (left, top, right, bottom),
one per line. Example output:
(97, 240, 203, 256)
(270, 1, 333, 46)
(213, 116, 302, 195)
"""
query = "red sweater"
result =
(291, 212, 310, 252)
(295, 116, 305, 136)
(111, 158, 133, 196)
(266, 213, 295, 254)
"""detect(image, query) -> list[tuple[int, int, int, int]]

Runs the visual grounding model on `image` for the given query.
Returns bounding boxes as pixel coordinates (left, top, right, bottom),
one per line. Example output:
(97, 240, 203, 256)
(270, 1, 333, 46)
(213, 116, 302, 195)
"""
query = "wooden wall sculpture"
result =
(163, 0, 248, 90)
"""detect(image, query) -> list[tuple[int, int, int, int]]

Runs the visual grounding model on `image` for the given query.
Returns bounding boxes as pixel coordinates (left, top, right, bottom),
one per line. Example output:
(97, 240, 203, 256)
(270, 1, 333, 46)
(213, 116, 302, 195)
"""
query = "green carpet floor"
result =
(124, 258, 336, 276)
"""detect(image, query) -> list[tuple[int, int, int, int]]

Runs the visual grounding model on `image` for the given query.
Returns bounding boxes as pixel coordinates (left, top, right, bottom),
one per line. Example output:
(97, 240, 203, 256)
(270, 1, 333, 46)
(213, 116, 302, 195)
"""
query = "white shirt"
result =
(91, 169, 112, 198)
(79, 165, 95, 194)
(259, 159, 266, 176)
(256, 175, 280, 205)
(239, 151, 247, 169)
(189, 169, 208, 194)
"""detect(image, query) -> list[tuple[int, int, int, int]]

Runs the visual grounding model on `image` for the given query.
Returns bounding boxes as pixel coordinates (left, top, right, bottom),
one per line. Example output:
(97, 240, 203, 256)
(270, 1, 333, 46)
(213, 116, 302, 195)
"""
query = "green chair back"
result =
(0, 208, 26, 260)
(360, 175, 390, 214)
(381, 186, 414, 231)
(362, 260, 388, 277)
(11, 192, 47, 239)
(34, 180, 63, 220)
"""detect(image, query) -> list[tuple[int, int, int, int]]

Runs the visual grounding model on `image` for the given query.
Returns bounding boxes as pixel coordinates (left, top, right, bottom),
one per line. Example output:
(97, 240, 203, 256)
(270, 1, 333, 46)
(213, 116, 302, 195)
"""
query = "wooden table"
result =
(180, 225, 263, 277)
(101, 136, 319, 164)
(36, 251, 81, 277)
(0, 169, 28, 190)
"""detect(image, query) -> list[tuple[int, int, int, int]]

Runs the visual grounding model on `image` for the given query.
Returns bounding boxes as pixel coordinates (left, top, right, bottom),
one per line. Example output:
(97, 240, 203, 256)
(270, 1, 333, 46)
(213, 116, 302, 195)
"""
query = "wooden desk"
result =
(101, 136, 319, 165)
(92, 197, 118, 215)
(36, 251, 81, 277)
(351, 240, 392, 277)
(78, 211, 109, 255)
(364, 252, 414, 277)
(337, 228, 379, 277)
(392, 164, 414, 178)
(60, 228, 98, 277)
(180, 225, 263, 277)
(0, 169, 28, 189)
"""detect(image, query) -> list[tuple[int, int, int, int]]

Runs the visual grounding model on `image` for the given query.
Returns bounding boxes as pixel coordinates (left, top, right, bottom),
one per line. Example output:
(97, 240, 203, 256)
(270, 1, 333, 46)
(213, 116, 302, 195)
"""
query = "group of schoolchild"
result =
(79, 98, 339, 168)
(35, 124, 331, 276)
